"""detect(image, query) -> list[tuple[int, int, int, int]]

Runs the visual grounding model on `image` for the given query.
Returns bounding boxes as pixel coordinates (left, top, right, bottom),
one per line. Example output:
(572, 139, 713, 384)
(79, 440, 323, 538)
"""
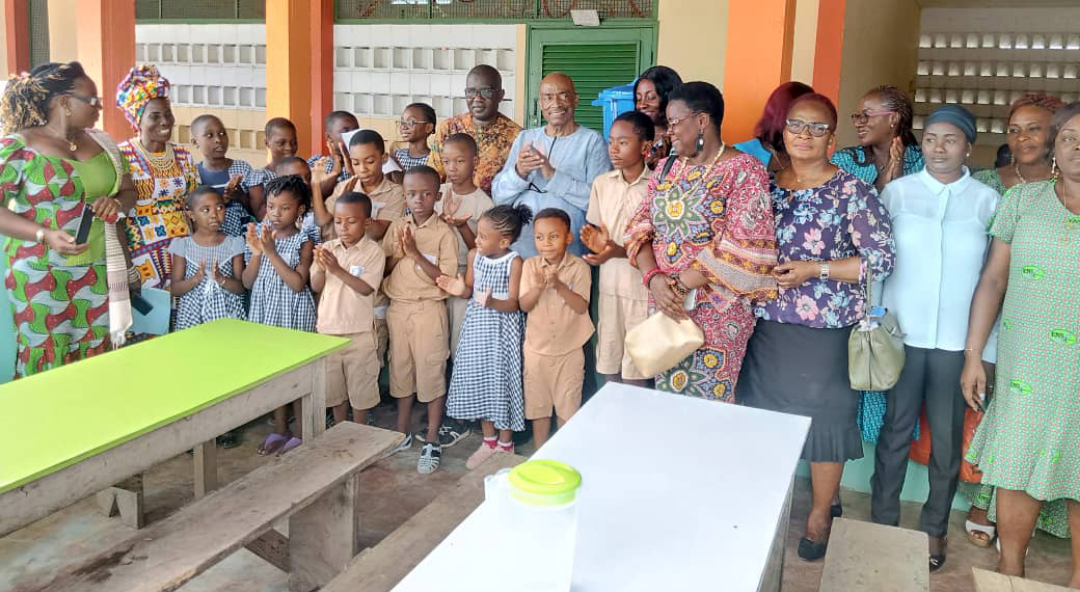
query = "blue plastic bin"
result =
(591, 82, 636, 140)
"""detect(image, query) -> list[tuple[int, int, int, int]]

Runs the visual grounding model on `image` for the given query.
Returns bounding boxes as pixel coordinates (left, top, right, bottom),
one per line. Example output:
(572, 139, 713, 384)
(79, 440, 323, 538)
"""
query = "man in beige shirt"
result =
(382, 166, 459, 475)
(310, 192, 385, 425)
(519, 208, 594, 449)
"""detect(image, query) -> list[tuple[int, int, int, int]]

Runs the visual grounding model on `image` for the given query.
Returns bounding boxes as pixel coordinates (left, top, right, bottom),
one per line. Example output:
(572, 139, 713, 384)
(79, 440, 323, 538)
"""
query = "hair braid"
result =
(869, 85, 916, 147)
(0, 62, 86, 135)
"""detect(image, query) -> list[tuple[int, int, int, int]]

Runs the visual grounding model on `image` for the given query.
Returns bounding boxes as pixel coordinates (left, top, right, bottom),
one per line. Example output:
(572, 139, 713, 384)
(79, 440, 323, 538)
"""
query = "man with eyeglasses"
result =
(428, 64, 521, 196)
(491, 72, 611, 258)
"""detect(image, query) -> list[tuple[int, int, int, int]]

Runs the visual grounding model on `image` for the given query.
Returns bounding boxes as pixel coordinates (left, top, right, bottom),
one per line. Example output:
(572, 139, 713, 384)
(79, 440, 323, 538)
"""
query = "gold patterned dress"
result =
(118, 139, 198, 290)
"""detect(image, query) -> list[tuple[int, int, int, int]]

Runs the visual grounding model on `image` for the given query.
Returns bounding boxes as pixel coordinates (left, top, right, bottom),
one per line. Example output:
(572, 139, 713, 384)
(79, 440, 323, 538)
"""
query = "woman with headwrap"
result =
(0, 62, 137, 377)
(115, 65, 199, 291)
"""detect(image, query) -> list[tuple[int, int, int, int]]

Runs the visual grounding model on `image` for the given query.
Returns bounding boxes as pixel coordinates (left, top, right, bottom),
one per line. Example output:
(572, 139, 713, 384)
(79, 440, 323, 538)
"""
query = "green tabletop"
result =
(0, 319, 347, 493)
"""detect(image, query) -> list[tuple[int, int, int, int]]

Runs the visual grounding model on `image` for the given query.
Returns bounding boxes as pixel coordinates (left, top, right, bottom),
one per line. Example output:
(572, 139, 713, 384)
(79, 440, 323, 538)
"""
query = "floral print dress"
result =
(626, 153, 778, 402)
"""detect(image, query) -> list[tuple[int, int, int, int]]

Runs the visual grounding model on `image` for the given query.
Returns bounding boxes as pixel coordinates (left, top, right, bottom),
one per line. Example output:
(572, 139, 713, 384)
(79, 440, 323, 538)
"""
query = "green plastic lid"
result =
(508, 459, 582, 507)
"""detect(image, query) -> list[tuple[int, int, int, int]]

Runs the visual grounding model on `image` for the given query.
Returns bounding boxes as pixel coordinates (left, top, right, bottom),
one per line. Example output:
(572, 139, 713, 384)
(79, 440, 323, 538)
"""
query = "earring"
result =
(1052, 156, 1060, 181)
(695, 129, 705, 152)
(64, 108, 72, 117)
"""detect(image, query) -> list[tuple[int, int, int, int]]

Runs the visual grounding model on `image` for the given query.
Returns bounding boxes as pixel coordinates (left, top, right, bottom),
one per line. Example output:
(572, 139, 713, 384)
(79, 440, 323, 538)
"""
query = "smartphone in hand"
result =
(75, 204, 95, 245)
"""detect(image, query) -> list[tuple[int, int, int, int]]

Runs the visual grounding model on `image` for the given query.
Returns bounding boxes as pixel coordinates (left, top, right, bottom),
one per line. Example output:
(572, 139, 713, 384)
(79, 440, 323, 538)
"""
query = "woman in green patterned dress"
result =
(0, 62, 136, 377)
(965, 93, 1067, 548)
(961, 102, 1080, 585)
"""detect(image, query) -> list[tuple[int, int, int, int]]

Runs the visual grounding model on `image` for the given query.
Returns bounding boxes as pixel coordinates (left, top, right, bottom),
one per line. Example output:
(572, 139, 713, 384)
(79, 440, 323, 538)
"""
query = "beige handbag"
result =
(626, 291, 705, 377)
(848, 267, 905, 391)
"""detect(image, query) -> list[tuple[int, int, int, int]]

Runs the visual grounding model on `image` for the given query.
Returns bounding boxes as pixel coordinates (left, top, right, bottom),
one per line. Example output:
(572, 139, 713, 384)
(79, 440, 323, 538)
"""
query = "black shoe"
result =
(217, 430, 240, 449)
(830, 503, 843, 518)
(416, 422, 471, 447)
(798, 537, 828, 561)
(929, 554, 945, 572)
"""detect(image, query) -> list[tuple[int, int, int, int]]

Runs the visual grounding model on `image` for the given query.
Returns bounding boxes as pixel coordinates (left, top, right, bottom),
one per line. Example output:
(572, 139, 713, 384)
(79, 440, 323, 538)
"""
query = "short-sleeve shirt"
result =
(381, 214, 459, 302)
(321, 176, 406, 241)
(585, 167, 651, 301)
(429, 113, 522, 195)
(316, 237, 386, 335)
(521, 253, 595, 356)
(433, 183, 495, 270)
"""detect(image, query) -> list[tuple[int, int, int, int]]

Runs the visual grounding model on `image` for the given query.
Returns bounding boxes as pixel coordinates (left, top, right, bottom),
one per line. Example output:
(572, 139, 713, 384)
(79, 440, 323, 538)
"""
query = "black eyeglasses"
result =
(465, 87, 498, 99)
(66, 94, 103, 108)
(785, 118, 831, 137)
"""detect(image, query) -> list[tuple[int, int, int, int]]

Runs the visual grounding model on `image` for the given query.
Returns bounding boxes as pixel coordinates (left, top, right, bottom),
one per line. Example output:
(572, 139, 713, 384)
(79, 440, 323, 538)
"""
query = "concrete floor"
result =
(1, 402, 1074, 591)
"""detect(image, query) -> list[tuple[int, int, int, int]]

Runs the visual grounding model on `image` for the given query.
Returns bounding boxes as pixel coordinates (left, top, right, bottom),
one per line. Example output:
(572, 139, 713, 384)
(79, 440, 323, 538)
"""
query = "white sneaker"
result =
(417, 443, 441, 474)
(391, 433, 413, 455)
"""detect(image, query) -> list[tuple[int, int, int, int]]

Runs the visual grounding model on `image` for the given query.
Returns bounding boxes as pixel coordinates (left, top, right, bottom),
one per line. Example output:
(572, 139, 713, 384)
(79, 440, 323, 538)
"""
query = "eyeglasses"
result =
(850, 109, 895, 125)
(666, 114, 699, 130)
(785, 118, 831, 137)
(465, 87, 498, 99)
(66, 94, 103, 108)
(399, 119, 431, 128)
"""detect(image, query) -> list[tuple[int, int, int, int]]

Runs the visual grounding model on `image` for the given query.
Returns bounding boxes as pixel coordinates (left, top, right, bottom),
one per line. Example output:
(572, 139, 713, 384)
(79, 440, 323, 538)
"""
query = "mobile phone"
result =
(75, 204, 95, 244)
(682, 288, 698, 311)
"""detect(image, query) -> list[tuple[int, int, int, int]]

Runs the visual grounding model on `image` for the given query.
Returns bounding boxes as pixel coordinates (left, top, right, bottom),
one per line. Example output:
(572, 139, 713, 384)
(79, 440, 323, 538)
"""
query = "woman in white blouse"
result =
(869, 105, 999, 572)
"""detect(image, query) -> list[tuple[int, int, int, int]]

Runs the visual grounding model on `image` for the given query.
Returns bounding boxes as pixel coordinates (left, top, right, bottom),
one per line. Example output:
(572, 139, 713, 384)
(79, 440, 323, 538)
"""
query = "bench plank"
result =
(820, 518, 929, 592)
(34, 423, 402, 592)
(322, 453, 525, 592)
(973, 568, 1074, 592)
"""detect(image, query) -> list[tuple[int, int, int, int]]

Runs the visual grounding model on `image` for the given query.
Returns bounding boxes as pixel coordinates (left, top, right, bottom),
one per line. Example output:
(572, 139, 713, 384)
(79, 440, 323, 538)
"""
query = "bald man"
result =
(429, 64, 522, 195)
(492, 72, 612, 257)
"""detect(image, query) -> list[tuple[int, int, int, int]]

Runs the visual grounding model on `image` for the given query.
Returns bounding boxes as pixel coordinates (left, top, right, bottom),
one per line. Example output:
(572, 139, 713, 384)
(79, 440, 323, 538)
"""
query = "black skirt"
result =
(739, 319, 864, 463)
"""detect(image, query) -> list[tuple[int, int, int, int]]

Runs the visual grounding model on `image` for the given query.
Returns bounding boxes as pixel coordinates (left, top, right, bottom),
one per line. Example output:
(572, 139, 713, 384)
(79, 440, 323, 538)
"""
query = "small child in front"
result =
(311, 192, 385, 427)
(581, 111, 654, 386)
(382, 166, 459, 474)
(519, 208, 594, 449)
(438, 204, 532, 469)
(190, 114, 258, 237)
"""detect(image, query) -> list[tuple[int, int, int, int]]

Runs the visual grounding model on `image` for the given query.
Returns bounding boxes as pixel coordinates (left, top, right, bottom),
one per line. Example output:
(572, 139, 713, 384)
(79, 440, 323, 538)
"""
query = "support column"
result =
(4, 0, 29, 76)
(308, 0, 335, 152)
(267, 0, 324, 159)
(812, 0, 846, 105)
(721, 0, 797, 144)
(77, 0, 135, 136)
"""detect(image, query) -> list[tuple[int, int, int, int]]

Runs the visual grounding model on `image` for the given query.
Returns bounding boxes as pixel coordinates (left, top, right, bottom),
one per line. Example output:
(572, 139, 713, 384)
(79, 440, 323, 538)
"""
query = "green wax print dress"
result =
(965, 181, 1080, 538)
(1, 136, 121, 378)
(972, 168, 1008, 195)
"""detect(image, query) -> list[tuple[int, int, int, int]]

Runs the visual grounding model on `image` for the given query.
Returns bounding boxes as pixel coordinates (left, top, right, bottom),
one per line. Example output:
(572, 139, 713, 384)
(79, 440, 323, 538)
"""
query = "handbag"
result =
(625, 309, 705, 378)
(848, 266, 905, 391)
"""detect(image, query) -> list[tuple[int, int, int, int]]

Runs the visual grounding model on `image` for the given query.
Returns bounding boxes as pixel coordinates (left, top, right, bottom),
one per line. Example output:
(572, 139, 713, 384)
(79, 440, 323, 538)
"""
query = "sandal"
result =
(965, 519, 996, 548)
(257, 433, 288, 456)
(798, 537, 828, 561)
(929, 536, 947, 572)
(277, 436, 302, 456)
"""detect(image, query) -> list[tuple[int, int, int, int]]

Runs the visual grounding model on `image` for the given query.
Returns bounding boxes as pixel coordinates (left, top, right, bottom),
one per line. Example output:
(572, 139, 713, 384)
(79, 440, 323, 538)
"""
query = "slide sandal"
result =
(965, 519, 996, 548)
(257, 433, 288, 456)
(277, 436, 302, 456)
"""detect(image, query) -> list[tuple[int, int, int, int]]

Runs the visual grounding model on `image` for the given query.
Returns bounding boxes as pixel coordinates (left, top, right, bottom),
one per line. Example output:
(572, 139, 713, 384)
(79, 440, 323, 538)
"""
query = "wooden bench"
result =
(26, 422, 402, 592)
(819, 517, 929, 592)
(973, 568, 1074, 591)
(321, 453, 525, 592)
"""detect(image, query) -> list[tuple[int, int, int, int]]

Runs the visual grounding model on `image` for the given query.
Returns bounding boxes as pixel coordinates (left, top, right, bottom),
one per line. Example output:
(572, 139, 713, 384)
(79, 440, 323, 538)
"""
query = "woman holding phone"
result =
(0, 62, 136, 377)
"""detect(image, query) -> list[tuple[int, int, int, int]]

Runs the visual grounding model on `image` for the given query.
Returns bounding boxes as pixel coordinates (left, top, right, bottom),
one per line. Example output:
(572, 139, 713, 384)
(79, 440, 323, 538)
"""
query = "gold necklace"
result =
(1055, 181, 1080, 242)
(133, 138, 176, 172)
(673, 144, 726, 196)
(1014, 162, 1026, 184)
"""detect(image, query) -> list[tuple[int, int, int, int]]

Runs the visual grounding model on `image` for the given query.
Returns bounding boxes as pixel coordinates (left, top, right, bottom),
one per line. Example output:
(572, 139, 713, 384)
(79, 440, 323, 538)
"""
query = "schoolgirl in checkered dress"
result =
(170, 235, 247, 330)
(244, 176, 317, 333)
(446, 205, 533, 433)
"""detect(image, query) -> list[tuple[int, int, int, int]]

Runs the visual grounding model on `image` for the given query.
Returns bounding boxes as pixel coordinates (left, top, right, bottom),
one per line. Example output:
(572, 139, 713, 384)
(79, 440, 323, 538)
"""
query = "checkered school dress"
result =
(394, 148, 430, 170)
(245, 221, 317, 331)
(169, 235, 247, 331)
(447, 251, 526, 431)
(245, 167, 322, 245)
(197, 160, 259, 237)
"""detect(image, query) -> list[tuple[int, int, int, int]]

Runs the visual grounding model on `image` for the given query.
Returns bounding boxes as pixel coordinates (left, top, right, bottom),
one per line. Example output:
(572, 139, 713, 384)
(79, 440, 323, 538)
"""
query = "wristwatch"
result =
(34, 228, 46, 243)
(819, 262, 830, 282)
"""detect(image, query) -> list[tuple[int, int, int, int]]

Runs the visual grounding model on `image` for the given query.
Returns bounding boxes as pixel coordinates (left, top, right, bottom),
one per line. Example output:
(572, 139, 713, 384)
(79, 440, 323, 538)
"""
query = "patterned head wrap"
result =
(115, 64, 171, 130)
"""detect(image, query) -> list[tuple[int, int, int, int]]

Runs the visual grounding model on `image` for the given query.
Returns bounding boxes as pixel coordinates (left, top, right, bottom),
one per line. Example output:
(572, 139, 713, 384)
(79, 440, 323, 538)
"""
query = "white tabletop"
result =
(394, 384, 811, 592)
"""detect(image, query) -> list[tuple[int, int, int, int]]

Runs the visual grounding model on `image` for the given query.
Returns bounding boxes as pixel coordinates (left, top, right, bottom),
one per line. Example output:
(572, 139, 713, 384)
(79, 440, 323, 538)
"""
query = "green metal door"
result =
(526, 24, 656, 130)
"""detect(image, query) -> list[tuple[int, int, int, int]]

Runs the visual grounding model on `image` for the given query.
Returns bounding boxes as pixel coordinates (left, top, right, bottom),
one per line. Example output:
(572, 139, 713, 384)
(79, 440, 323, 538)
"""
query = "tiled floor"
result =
(1, 403, 1074, 591)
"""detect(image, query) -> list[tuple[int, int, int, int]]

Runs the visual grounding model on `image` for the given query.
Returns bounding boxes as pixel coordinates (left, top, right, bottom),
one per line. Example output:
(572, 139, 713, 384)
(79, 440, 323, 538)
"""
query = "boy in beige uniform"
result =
(311, 192, 385, 424)
(581, 111, 653, 386)
(315, 130, 407, 363)
(434, 133, 495, 356)
(382, 165, 459, 474)
(519, 208, 594, 449)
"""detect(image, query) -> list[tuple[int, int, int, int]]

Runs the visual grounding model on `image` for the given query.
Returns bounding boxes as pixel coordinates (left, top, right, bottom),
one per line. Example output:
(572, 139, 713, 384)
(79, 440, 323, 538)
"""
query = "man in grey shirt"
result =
(491, 72, 612, 257)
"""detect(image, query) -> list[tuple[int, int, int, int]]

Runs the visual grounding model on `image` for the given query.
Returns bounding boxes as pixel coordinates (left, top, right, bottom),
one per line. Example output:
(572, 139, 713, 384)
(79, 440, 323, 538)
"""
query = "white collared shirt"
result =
(879, 167, 999, 360)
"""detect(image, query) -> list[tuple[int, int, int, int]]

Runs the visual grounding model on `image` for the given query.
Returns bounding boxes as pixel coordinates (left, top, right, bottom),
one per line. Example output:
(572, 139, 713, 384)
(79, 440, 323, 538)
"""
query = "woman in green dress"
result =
(965, 93, 1067, 548)
(961, 102, 1080, 585)
(0, 62, 136, 377)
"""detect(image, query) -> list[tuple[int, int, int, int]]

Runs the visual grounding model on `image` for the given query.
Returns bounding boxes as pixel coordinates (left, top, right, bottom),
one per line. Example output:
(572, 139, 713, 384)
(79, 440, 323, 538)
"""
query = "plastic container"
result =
(591, 82, 637, 140)
(488, 459, 582, 592)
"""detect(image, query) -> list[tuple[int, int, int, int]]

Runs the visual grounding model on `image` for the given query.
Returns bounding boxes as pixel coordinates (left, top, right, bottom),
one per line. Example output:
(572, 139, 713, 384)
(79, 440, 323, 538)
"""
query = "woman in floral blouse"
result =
(740, 94, 895, 561)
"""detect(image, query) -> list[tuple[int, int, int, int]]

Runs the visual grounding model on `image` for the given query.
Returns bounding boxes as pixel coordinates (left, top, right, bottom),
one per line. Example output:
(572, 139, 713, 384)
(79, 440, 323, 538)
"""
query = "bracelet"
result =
(34, 227, 46, 243)
(671, 274, 690, 296)
(642, 268, 664, 289)
(819, 262, 830, 282)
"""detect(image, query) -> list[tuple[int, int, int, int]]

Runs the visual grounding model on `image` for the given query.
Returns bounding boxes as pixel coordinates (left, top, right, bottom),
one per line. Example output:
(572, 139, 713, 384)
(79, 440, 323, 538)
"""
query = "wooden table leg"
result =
(194, 439, 219, 499)
(288, 472, 362, 591)
(299, 357, 328, 442)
